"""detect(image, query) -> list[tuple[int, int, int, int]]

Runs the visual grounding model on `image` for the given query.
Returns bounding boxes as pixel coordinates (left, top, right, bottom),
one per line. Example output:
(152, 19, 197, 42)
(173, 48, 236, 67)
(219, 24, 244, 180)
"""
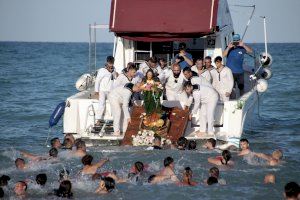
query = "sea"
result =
(0, 42, 299, 199)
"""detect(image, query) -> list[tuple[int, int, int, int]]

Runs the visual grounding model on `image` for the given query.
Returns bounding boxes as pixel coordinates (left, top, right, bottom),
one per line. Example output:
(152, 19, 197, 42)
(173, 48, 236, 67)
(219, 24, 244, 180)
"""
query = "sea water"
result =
(0, 42, 299, 199)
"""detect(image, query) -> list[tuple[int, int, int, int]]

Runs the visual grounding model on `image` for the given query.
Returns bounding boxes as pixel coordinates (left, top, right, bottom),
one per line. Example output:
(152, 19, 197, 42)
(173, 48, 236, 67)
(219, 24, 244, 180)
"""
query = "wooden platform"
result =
(121, 106, 189, 146)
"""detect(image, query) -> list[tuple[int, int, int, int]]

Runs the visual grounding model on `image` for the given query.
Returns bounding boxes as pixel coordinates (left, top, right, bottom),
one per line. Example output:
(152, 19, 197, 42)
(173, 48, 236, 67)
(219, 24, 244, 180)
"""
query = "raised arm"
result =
(222, 43, 234, 57)
(20, 151, 42, 161)
(95, 158, 109, 168)
(253, 152, 272, 161)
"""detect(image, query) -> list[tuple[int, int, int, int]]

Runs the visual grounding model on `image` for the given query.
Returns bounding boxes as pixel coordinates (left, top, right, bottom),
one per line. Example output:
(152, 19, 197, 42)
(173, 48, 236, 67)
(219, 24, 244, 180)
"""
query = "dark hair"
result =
(148, 175, 156, 183)
(207, 176, 218, 185)
(134, 161, 144, 173)
(127, 62, 137, 71)
(0, 175, 10, 186)
(59, 169, 70, 181)
(159, 58, 166, 62)
(50, 137, 60, 147)
(164, 156, 174, 167)
(188, 140, 197, 150)
(209, 167, 219, 178)
(207, 138, 216, 148)
(75, 140, 86, 150)
(62, 138, 73, 150)
(154, 134, 161, 142)
(183, 67, 192, 73)
(222, 150, 232, 165)
(204, 56, 212, 60)
(214, 56, 222, 63)
(196, 58, 203, 62)
(178, 42, 187, 50)
(82, 155, 93, 165)
(184, 167, 193, 185)
(177, 137, 188, 150)
(148, 56, 157, 64)
(183, 81, 193, 89)
(106, 56, 115, 64)
(284, 182, 300, 198)
(15, 158, 25, 167)
(49, 148, 58, 157)
(36, 173, 47, 186)
(0, 187, 3, 198)
(102, 177, 115, 192)
(240, 138, 249, 144)
(55, 180, 73, 198)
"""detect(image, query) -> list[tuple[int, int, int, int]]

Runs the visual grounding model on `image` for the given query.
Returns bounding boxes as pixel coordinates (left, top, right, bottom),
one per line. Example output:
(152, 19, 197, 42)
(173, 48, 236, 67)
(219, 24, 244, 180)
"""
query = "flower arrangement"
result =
(132, 130, 171, 147)
(141, 80, 163, 115)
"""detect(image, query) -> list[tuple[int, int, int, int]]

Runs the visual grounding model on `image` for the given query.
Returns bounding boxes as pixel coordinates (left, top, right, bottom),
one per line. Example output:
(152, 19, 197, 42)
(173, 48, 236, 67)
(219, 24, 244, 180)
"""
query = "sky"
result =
(0, 0, 299, 43)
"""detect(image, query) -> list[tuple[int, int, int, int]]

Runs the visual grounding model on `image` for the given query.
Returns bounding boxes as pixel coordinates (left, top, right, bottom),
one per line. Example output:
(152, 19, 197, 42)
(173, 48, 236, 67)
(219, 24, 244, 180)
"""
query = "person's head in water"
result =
(221, 150, 232, 165)
(55, 180, 73, 198)
(177, 137, 188, 150)
(264, 174, 275, 184)
(134, 161, 144, 174)
(50, 137, 62, 149)
(59, 169, 70, 182)
(188, 140, 197, 150)
(36, 173, 47, 186)
(205, 138, 216, 150)
(98, 177, 115, 193)
(183, 167, 193, 185)
(49, 148, 58, 158)
(153, 134, 162, 147)
(164, 157, 174, 169)
(209, 167, 219, 179)
(284, 182, 300, 199)
(272, 149, 283, 160)
(0, 175, 10, 187)
(207, 176, 218, 185)
(62, 138, 73, 150)
(239, 138, 249, 150)
(75, 140, 86, 151)
(15, 158, 26, 170)
(14, 181, 27, 196)
(148, 175, 156, 184)
(64, 133, 75, 145)
(82, 155, 93, 166)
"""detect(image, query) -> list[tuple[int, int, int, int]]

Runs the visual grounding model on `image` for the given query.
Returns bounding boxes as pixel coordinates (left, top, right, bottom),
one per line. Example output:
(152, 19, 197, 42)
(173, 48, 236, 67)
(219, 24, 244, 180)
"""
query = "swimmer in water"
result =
(14, 181, 27, 197)
(54, 180, 73, 198)
(50, 137, 62, 149)
(284, 182, 300, 200)
(207, 176, 218, 185)
(62, 138, 73, 150)
(73, 140, 87, 157)
(203, 138, 216, 150)
(95, 177, 115, 194)
(36, 173, 47, 186)
(188, 140, 197, 150)
(176, 137, 188, 150)
(253, 149, 283, 166)
(15, 158, 28, 170)
(208, 150, 234, 166)
(0, 175, 10, 187)
(147, 174, 170, 184)
(152, 135, 162, 150)
(264, 174, 275, 184)
(238, 138, 251, 156)
(177, 167, 198, 186)
(80, 154, 109, 175)
(64, 133, 75, 146)
(59, 169, 70, 182)
(158, 156, 179, 182)
(20, 148, 58, 161)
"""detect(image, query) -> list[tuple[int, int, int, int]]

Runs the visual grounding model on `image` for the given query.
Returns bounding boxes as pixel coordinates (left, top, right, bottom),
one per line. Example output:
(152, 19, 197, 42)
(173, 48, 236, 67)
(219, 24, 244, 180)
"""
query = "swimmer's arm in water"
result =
(95, 158, 109, 168)
(253, 152, 272, 161)
(20, 151, 43, 161)
(207, 157, 221, 166)
(238, 149, 250, 156)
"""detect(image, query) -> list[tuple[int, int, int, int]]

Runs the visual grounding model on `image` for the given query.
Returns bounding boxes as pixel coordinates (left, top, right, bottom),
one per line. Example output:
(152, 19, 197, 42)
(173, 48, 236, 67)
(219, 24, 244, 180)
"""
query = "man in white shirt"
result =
(163, 64, 190, 108)
(211, 56, 234, 102)
(158, 58, 170, 84)
(114, 63, 138, 88)
(191, 58, 212, 83)
(94, 56, 117, 124)
(108, 83, 142, 135)
(139, 57, 162, 79)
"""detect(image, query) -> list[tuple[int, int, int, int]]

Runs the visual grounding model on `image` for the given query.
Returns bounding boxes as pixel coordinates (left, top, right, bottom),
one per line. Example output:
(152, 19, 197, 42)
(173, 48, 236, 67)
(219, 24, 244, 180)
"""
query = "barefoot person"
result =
(80, 155, 109, 175)
(108, 83, 141, 135)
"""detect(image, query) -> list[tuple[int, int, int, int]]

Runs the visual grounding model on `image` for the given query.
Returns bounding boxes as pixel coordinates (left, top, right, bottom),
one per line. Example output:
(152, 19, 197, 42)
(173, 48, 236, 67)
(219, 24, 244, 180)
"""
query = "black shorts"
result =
(233, 73, 244, 90)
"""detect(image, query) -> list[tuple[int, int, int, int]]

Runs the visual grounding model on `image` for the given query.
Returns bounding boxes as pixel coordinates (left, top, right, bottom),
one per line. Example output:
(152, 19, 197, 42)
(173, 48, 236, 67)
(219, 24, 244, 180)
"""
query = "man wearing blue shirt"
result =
(174, 42, 193, 69)
(223, 34, 252, 96)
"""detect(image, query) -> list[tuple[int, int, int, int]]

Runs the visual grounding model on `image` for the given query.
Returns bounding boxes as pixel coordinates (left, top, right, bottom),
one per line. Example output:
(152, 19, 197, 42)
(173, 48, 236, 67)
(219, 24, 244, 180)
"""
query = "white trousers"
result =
(199, 98, 218, 134)
(109, 98, 129, 133)
(96, 91, 109, 120)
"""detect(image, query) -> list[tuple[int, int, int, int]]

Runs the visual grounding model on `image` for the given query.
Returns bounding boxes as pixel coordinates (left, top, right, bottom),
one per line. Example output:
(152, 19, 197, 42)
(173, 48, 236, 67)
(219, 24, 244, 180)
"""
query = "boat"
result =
(55, 0, 273, 146)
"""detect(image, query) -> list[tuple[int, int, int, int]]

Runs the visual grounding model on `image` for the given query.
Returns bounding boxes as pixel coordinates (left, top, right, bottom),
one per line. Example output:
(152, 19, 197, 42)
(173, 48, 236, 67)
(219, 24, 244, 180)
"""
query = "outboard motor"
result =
(75, 73, 93, 91)
(49, 102, 66, 127)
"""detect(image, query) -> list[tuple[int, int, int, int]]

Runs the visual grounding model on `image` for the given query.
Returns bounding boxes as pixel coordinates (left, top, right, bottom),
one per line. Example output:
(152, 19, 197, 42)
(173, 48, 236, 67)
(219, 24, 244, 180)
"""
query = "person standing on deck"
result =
(183, 81, 218, 137)
(191, 58, 212, 83)
(211, 56, 234, 102)
(222, 34, 253, 96)
(158, 58, 170, 84)
(94, 56, 117, 125)
(173, 42, 193, 69)
(114, 63, 138, 88)
(108, 83, 141, 135)
(139, 57, 162, 78)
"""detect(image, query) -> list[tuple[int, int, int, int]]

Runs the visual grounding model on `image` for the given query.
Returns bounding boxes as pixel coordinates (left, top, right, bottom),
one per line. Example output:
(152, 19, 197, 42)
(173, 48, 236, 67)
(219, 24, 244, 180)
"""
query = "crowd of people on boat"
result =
(1, 134, 299, 199)
(94, 34, 253, 136)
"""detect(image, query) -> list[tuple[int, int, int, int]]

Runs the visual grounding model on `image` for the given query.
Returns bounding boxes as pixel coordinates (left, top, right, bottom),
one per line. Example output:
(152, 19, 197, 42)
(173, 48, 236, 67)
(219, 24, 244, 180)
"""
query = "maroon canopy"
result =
(109, 0, 219, 42)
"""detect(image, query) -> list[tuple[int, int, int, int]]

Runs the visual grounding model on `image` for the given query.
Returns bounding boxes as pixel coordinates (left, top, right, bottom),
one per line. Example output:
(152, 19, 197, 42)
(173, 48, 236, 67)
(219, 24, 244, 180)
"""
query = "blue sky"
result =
(0, 0, 299, 43)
